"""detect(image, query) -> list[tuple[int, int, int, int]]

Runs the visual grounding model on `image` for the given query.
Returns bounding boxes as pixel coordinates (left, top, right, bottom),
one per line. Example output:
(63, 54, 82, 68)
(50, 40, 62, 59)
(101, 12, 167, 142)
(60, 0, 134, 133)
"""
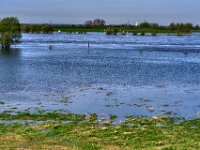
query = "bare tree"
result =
(85, 20, 93, 26)
(93, 19, 106, 26)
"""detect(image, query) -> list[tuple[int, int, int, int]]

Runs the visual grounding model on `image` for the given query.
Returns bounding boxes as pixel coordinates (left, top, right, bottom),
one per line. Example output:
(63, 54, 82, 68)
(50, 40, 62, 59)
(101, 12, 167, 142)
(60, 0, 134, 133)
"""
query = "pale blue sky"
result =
(1, 0, 200, 25)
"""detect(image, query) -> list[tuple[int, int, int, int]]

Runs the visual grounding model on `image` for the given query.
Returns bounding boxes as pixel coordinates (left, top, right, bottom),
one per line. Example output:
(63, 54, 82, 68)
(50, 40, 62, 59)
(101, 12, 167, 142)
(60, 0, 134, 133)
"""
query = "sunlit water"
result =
(0, 33, 200, 119)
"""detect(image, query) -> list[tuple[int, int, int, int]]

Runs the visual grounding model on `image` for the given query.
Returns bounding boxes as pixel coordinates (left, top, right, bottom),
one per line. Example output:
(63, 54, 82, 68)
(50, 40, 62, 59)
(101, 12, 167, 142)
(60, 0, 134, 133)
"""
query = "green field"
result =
(0, 111, 199, 149)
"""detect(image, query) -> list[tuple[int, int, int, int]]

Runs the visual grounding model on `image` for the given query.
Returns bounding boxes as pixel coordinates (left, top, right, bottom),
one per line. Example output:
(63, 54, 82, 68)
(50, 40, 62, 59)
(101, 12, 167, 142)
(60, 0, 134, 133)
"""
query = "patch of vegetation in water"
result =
(0, 111, 86, 121)
(0, 112, 199, 149)
(60, 97, 73, 104)
(0, 101, 5, 105)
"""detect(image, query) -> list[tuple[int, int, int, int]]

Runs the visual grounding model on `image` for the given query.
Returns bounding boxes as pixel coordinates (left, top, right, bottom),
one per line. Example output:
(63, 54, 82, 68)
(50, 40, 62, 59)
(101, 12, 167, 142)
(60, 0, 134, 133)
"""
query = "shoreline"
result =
(0, 85, 199, 120)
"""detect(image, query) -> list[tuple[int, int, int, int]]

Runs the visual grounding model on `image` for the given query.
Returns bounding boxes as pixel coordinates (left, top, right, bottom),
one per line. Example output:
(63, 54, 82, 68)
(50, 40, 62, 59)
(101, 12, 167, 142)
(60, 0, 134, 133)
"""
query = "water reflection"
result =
(0, 48, 21, 57)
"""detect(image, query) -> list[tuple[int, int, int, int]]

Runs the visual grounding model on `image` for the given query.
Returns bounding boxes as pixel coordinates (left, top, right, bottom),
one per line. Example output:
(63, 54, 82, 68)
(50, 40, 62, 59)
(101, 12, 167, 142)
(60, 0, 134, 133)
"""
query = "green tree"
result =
(139, 22, 151, 28)
(151, 23, 159, 29)
(0, 17, 21, 49)
(169, 23, 176, 31)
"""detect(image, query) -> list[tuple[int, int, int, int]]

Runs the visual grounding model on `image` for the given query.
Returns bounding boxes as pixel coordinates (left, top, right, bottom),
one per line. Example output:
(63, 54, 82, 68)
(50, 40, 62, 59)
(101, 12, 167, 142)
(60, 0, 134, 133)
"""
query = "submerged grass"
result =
(0, 112, 199, 149)
(0, 101, 5, 105)
(0, 111, 86, 121)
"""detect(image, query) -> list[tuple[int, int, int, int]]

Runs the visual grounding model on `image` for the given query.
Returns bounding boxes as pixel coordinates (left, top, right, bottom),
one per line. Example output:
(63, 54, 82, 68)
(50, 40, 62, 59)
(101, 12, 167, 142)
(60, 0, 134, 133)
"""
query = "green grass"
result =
(0, 112, 199, 149)
(0, 111, 86, 121)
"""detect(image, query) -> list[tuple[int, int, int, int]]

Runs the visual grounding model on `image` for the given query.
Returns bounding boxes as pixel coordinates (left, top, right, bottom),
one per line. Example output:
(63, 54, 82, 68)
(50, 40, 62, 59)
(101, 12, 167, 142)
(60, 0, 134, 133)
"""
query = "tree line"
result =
(21, 24, 54, 34)
(19, 18, 200, 35)
(106, 22, 197, 35)
(1, 17, 200, 49)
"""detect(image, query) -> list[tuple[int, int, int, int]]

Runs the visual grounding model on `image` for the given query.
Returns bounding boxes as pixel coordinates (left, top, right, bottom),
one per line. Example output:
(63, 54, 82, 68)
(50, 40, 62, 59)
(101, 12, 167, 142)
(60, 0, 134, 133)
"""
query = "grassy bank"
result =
(0, 112, 199, 149)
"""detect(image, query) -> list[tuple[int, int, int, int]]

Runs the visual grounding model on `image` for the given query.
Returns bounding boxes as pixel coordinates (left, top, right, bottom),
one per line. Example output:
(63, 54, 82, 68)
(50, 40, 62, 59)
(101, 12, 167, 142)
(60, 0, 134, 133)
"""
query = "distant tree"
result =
(93, 19, 106, 26)
(194, 25, 200, 30)
(169, 23, 176, 31)
(85, 20, 93, 26)
(139, 22, 151, 28)
(106, 26, 114, 35)
(185, 23, 193, 31)
(177, 23, 192, 34)
(106, 26, 118, 35)
(151, 23, 159, 29)
(41, 25, 54, 34)
(21, 24, 31, 33)
(0, 17, 21, 49)
(137, 22, 159, 30)
(168, 22, 193, 34)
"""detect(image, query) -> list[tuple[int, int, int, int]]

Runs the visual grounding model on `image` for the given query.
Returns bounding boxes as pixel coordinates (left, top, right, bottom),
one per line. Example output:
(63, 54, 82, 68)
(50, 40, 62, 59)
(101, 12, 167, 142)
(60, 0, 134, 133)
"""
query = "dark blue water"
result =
(0, 33, 200, 119)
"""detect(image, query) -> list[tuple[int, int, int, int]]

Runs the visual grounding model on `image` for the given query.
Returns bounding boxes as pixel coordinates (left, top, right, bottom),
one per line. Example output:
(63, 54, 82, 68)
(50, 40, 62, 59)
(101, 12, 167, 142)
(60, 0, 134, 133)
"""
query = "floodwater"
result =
(0, 32, 200, 119)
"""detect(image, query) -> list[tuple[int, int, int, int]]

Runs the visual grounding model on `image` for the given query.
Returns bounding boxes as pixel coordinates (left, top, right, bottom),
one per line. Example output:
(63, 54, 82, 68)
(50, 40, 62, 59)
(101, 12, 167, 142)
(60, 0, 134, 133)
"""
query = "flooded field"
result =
(0, 33, 200, 119)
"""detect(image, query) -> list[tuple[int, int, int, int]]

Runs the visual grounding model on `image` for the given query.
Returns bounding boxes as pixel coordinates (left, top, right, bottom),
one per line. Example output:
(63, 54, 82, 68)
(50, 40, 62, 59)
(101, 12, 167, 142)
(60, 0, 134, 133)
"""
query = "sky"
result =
(1, 0, 200, 25)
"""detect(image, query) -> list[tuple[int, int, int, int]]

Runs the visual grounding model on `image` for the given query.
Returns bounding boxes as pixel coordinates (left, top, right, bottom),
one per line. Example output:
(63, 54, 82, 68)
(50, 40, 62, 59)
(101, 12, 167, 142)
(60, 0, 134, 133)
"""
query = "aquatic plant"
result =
(140, 32, 145, 36)
(133, 32, 138, 36)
